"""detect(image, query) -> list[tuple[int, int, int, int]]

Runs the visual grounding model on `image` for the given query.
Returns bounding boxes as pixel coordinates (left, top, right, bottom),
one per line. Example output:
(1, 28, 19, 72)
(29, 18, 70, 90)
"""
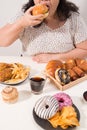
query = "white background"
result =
(0, 0, 87, 56)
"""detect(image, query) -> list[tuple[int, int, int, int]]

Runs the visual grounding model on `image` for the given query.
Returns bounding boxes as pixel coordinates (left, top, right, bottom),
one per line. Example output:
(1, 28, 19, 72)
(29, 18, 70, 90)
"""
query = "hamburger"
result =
(32, 4, 49, 18)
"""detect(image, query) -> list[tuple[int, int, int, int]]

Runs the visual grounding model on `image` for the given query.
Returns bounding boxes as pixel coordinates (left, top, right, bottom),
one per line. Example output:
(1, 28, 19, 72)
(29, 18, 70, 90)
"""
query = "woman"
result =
(0, 0, 87, 63)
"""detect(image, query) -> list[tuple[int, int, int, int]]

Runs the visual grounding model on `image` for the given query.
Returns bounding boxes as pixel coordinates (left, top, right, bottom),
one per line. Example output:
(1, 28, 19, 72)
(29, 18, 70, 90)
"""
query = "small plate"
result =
(33, 104, 80, 130)
(0, 63, 30, 85)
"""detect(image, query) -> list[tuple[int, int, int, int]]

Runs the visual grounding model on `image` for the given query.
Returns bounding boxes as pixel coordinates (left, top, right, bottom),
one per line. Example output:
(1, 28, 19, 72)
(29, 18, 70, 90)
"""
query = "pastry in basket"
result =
(75, 58, 87, 72)
(55, 68, 71, 85)
(72, 66, 85, 77)
(65, 59, 76, 69)
(1, 86, 18, 103)
(45, 59, 87, 90)
(68, 69, 78, 81)
(45, 60, 63, 77)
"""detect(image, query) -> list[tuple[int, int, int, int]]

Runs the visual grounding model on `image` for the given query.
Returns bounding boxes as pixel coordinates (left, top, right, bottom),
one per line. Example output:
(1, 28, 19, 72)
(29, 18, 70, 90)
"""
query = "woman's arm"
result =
(0, 7, 44, 46)
(32, 40, 87, 63)
(0, 20, 24, 46)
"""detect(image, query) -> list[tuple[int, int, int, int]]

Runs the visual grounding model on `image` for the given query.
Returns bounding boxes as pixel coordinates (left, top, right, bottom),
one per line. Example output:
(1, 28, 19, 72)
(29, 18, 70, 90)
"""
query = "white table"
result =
(0, 56, 87, 130)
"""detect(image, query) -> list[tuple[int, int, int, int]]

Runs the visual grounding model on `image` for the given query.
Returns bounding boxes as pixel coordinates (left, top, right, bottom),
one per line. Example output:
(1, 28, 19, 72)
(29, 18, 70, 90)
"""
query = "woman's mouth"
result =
(40, 1, 50, 11)
(46, 4, 50, 11)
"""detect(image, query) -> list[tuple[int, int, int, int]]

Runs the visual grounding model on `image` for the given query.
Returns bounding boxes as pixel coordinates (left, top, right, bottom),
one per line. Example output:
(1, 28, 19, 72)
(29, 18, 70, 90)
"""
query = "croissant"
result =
(72, 66, 85, 77)
(45, 60, 63, 77)
(68, 69, 78, 81)
(75, 58, 87, 72)
(65, 59, 76, 70)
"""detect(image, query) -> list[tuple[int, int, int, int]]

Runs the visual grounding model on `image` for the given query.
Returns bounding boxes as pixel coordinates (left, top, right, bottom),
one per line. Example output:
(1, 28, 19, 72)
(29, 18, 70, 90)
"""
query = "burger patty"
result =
(0, 68, 13, 82)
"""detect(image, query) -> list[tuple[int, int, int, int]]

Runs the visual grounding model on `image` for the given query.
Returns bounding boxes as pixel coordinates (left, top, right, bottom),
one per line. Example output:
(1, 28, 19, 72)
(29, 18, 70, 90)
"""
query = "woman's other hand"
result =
(32, 42, 87, 63)
(32, 53, 60, 63)
(20, 6, 45, 28)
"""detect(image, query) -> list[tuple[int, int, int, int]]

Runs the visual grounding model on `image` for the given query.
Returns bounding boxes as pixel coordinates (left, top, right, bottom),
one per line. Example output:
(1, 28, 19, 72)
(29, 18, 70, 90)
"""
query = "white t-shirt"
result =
(9, 12, 87, 56)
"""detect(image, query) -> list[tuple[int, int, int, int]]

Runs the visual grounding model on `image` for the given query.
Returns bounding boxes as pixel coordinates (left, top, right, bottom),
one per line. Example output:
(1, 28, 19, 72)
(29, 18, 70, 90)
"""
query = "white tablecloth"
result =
(0, 56, 87, 130)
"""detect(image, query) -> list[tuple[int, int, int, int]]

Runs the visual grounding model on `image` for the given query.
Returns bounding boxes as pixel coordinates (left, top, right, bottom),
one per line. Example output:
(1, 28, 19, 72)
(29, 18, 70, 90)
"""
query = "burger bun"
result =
(32, 4, 49, 18)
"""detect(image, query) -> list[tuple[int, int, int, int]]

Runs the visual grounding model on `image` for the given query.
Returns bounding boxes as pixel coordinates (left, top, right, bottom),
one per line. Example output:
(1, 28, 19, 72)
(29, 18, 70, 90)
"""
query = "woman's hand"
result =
(32, 40, 87, 63)
(20, 6, 45, 28)
(32, 53, 60, 63)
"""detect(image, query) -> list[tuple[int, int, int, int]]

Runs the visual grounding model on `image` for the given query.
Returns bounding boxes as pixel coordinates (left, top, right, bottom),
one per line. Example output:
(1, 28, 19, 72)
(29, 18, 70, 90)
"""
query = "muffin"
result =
(1, 86, 18, 103)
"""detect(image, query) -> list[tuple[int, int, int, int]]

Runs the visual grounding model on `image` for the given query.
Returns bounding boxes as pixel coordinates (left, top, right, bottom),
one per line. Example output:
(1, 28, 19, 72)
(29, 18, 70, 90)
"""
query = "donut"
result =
(54, 93, 73, 110)
(55, 68, 71, 85)
(34, 96, 59, 119)
(1, 86, 18, 103)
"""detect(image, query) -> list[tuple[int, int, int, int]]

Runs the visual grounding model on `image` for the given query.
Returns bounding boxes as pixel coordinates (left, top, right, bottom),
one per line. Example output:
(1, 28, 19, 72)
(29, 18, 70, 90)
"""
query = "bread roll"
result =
(45, 60, 63, 77)
(65, 59, 76, 69)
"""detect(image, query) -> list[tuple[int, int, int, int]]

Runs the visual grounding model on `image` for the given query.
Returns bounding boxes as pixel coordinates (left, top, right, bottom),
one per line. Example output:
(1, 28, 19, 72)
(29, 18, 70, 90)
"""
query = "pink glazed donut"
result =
(54, 92, 73, 110)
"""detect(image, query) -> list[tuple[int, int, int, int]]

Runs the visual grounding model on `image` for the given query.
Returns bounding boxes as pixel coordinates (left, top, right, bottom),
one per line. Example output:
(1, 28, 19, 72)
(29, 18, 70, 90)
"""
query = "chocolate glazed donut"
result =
(55, 68, 71, 85)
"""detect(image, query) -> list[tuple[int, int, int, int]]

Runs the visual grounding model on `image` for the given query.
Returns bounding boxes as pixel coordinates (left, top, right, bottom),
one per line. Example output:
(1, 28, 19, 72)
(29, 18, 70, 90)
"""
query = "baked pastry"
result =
(32, 4, 49, 18)
(75, 58, 87, 72)
(55, 68, 71, 85)
(68, 69, 78, 81)
(45, 60, 63, 77)
(1, 86, 18, 103)
(72, 66, 85, 77)
(65, 59, 76, 69)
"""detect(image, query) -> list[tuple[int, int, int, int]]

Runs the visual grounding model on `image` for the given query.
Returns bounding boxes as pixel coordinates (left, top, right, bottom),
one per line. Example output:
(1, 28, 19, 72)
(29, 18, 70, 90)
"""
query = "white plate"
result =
(0, 74, 29, 85)
(0, 63, 30, 85)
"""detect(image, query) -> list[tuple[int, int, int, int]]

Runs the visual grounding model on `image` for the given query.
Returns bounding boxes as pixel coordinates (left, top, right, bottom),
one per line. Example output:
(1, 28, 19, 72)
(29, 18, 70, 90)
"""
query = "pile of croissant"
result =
(45, 58, 87, 85)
